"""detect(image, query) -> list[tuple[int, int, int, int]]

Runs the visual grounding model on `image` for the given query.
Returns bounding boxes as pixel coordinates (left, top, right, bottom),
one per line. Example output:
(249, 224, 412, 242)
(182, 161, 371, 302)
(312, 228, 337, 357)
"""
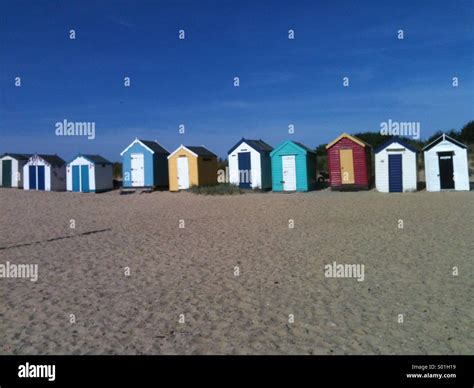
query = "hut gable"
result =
(326, 133, 372, 190)
(23, 154, 66, 191)
(422, 133, 469, 191)
(228, 138, 273, 155)
(168, 145, 218, 191)
(228, 138, 273, 189)
(0, 153, 32, 188)
(120, 138, 169, 189)
(270, 140, 317, 192)
(375, 137, 418, 193)
(67, 154, 114, 193)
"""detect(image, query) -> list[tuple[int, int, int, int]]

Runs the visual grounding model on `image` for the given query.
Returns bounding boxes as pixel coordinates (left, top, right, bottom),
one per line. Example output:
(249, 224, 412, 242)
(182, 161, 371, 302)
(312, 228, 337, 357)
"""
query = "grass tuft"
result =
(189, 183, 264, 195)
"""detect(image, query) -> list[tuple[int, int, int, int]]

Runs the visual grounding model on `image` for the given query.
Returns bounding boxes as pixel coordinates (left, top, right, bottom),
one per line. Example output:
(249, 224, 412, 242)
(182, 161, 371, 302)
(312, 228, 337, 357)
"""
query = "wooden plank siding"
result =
(327, 136, 371, 189)
(168, 148, 199, 191)
(197, 156, 218, 186)
(270, 141, 317, 192)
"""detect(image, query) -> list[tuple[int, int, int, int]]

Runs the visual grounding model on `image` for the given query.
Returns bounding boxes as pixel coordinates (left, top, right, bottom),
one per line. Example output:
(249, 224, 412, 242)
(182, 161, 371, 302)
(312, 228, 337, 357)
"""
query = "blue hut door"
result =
(37, 166, 45, 190)
(238, 152, 251, 188)
(72, 166, 80, 192)
(81, 165, 90, 192)
(29, 166, 37, 189)
(388, 154, 403, 192)
(282, 155, 296, 191)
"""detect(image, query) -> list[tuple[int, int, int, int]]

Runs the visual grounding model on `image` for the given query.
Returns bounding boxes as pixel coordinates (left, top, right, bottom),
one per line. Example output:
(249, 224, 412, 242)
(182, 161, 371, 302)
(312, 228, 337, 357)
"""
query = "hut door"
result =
(131, 153, 145, 187)
(2, 160, 12, 187)
(29, 166, 37, 189)
(340, 149, 355, 184)
(177, 156, 190, 189)
(438, 152, 454, 189)
(72, 166, 80, 192)
(238, 152, 251, 189)
(282, 155, 296, 191)
(388, 154, 403, 192)
(37, 166, 45, 191)
(81, 165, 90, 193)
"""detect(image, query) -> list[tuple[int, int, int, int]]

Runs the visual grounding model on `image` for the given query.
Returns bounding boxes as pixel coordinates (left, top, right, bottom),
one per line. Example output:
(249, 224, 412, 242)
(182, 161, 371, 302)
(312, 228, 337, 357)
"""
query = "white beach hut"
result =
(0, 153, 31, 188)
(23, 154, 66, 191)
(374, 137, 418, 192)
(67, 154, 114, 193)
(227, 138, 273, 189)
(422, 134, 470, 191)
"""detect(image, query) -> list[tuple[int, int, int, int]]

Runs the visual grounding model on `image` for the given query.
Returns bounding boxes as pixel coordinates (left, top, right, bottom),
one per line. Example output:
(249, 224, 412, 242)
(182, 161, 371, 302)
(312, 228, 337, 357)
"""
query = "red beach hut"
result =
(325, 133, 372, 190)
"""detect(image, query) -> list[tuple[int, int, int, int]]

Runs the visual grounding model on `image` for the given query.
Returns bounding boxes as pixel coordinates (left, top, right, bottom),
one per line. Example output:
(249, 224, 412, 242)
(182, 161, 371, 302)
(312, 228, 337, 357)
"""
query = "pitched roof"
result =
(292, 141, 316, 153)
(35, 154, 66, 166)
(228, 138, 273, 155)
(120, 139, 169, 156)
(270, 140, 315, 156)
(325, 133, 370, 149)
(0, 153, 32, 160)
(139, 140, 170, 154)
(70, 154, 112, 165)
(185, 146, 217, 157)
(422, 133, 468, 151)
(374, 137, 418, 153)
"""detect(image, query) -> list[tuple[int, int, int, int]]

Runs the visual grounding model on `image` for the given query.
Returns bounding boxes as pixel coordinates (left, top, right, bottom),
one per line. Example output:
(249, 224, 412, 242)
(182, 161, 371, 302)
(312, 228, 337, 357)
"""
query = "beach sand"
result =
(0, 188, 472, 355)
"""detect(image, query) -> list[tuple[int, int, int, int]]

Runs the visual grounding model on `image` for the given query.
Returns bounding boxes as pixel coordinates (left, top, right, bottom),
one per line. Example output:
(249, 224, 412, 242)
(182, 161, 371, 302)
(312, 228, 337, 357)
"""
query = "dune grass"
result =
(189, 183, 264, 195)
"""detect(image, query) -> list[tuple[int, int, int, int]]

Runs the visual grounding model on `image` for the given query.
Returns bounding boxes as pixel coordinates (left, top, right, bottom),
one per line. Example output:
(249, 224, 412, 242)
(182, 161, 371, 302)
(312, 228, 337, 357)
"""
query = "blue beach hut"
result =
(66, 154, 113, 193)
(270, 140, 317, 192)
(120, 138, 169, 189)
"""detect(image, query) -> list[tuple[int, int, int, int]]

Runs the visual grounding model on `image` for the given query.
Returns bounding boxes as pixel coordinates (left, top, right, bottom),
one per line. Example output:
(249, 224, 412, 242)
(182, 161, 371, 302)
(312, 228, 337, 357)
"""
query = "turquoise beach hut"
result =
(270, 140, 317, 192)
(120, 138, 169, 189)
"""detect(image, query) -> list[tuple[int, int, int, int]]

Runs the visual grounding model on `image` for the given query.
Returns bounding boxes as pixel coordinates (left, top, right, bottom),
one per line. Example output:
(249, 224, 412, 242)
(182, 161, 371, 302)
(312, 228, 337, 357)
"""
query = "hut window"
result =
(202, 158, 212, 162)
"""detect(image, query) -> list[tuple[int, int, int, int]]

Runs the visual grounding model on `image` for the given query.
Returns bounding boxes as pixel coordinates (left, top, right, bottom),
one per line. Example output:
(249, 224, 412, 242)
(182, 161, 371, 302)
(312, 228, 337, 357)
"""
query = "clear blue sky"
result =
(1, 0, 473, 161)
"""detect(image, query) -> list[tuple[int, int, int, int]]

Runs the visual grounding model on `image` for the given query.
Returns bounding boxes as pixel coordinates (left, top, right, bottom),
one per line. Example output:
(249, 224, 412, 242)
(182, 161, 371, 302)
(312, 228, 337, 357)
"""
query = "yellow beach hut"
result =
(167, 145, 218, 191)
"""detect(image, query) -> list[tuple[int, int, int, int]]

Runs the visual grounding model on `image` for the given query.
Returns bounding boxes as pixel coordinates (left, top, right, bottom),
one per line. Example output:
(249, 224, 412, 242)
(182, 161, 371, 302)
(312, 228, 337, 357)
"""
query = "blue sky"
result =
(1, 0, 473, 161)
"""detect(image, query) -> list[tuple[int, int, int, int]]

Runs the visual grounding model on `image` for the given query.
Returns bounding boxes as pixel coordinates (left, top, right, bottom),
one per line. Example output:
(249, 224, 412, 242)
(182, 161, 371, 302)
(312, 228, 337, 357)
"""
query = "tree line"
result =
(315, 120, 474, 156)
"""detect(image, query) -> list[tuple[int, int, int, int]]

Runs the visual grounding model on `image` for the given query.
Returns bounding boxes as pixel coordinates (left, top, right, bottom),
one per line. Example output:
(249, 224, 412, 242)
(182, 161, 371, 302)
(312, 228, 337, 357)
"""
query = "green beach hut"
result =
(270, 140, 317, 192)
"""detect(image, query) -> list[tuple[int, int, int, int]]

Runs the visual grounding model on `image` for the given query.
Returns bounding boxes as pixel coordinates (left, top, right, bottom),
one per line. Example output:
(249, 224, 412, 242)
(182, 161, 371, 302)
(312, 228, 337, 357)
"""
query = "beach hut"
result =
(23, 154, 66, 191)
(422, 134, 469, 191)
(270, 140, 317, 192)
(228, 138, 273, 189)
(326, 133, 372, 190)
(374, 137, 418, 193)
(167, 145, 218, 191)
(67, 154, 113, 193)
(0, 153, 31, 188)
(120, 139, 169, 189)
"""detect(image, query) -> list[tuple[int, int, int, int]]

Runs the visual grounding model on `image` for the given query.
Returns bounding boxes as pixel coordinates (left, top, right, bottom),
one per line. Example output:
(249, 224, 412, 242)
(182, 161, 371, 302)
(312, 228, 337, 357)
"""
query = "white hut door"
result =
(131, 153, 144, 187)
(282, 155, 296, 191)
(177, 157, 190, 189)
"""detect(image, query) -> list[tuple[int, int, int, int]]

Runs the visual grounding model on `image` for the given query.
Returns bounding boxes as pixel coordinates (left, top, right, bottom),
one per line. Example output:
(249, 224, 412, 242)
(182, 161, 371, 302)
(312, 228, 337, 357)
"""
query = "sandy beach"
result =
(0, 188, 472, 355)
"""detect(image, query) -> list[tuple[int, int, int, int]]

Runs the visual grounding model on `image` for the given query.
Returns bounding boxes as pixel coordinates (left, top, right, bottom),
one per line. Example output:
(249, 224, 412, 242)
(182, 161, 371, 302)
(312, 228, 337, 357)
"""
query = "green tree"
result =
(113, 162, 122, 179)
(460, 120, 474, 144)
